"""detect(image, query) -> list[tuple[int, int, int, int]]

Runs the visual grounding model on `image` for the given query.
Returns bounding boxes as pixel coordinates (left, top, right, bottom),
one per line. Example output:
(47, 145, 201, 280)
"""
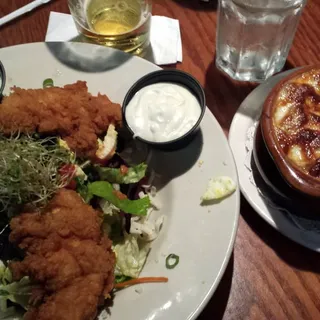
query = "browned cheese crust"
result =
(262, 66, 320, 197)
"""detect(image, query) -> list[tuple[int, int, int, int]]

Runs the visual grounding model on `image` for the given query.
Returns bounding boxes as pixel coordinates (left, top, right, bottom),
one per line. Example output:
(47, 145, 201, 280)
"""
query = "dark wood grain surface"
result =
(1, 0, 320, 319)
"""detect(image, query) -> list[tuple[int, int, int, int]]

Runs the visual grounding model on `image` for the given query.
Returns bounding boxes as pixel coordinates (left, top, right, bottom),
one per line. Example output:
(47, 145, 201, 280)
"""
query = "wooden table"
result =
(1, 1, 320, 319)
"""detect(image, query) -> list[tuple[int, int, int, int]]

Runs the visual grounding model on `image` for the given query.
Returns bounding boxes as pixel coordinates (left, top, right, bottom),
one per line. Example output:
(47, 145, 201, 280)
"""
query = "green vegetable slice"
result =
(115, 275, 132, 284)
(166, 254, 179, 269)
(97, 163, 147, 184)
(75, 177, 92, 203)
(43, 78, 54, 88)
(88, 181, 150, 215)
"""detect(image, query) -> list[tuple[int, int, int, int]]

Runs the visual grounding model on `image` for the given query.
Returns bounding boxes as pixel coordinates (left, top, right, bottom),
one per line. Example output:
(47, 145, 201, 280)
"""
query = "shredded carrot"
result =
(114, 277, 168, 289)
(120, 165, 129, 175)
(112, 190, 127, 200)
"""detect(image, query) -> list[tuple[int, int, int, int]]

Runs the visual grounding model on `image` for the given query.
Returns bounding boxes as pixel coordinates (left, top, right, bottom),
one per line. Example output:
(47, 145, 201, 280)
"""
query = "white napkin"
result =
(45, 11, 182, 65)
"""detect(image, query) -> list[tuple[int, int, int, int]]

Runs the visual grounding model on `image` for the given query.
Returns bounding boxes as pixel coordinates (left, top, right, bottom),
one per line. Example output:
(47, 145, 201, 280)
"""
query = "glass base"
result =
(215, 56, 285, 83)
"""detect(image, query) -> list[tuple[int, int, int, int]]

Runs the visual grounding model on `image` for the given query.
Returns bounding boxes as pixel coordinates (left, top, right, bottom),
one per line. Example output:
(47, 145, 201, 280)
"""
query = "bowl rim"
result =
(253, 123, 289, 200)
(121, 69, 206, 147)
(261, 64, 320, 198)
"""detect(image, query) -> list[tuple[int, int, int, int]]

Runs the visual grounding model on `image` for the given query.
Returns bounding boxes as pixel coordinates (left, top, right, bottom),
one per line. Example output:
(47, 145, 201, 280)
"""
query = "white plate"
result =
(0, 42, 240, 320)
(229, 69, 320, 252)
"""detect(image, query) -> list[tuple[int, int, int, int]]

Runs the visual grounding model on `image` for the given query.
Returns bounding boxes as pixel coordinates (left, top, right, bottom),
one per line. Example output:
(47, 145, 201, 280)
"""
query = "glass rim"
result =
(230, 0, 307, 11)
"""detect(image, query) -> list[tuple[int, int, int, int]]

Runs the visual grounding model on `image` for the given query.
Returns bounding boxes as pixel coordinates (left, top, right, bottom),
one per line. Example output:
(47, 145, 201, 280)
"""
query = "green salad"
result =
(0, 126, 165, 317)
(0, 79, 170, 319)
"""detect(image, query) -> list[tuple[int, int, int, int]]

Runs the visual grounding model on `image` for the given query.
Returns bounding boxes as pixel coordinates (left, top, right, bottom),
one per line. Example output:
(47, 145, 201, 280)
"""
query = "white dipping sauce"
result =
(125, 82, 201, 142)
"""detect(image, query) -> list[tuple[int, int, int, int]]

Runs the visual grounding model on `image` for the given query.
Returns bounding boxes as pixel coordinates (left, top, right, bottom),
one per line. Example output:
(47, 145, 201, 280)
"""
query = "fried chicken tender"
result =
(9, 189, 115, 320)
(0, 81, 122, 158)
(25, 274, 105, 320)
(10, 189, 102, 244)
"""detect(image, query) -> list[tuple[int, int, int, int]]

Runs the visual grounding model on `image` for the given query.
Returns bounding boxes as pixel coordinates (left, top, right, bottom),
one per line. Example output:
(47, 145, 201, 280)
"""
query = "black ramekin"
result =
(0, 61, 5, 102)
(252, 122, 320, 220)
(122, 70, 206, 151)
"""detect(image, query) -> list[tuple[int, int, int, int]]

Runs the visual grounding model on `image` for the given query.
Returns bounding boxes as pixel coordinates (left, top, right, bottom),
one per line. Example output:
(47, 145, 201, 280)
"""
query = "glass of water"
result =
(216, 0, 307, 82)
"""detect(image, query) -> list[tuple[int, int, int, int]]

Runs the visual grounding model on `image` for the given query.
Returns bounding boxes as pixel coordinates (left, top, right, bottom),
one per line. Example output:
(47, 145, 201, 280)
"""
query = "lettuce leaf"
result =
(75, 177, 91, 203)
(96, 163, 147, 184)
(0, 262, 12, 286)
(0, 306, 24, 319)
(113, 234, 150, 278)
(99, 199, 120, 216)
(0, 262, 35, 318)
(99, 199, 122, 239)
(0, 277, 32, 312)
(88, 181, 150, 215)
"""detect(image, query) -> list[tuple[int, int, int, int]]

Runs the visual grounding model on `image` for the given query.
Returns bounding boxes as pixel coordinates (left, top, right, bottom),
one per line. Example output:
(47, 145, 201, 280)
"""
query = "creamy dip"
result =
(125, 82, 201, 142)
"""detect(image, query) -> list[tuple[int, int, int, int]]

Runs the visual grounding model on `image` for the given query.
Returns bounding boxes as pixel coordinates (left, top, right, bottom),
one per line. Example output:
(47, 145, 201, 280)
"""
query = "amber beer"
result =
(68, 0, 152, 54)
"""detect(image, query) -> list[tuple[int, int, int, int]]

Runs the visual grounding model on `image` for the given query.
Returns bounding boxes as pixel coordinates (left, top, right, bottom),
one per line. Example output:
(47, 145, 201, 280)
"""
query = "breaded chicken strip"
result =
(10, 237, 115, 292)
(10, 189, 102, 244)
(24, 274, 105, 320)
(0, 81, 121, 158)
(9, 189, 115, 320)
